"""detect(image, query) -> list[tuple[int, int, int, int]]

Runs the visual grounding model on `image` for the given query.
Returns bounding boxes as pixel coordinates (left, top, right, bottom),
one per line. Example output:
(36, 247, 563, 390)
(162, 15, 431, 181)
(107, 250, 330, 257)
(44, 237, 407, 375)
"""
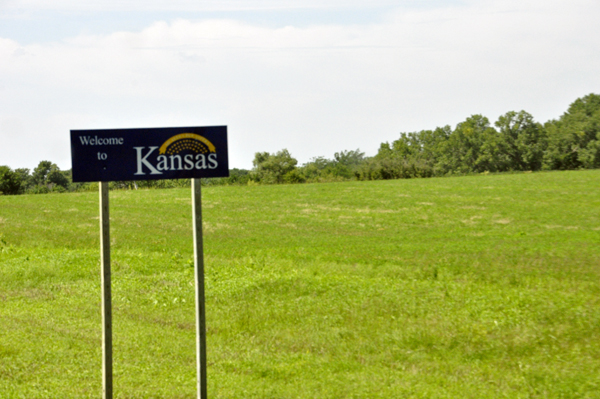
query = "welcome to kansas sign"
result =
(71, 126, 229, 182)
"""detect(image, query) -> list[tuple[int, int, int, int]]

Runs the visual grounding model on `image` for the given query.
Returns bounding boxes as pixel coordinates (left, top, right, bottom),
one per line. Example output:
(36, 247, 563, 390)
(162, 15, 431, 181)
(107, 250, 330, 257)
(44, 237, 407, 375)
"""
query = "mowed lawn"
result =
(1, 170, 599, 398)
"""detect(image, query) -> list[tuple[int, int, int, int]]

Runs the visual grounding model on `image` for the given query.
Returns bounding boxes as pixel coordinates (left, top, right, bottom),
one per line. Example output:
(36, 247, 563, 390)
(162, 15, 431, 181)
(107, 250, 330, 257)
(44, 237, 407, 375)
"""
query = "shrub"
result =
(0, 166, 22, 195)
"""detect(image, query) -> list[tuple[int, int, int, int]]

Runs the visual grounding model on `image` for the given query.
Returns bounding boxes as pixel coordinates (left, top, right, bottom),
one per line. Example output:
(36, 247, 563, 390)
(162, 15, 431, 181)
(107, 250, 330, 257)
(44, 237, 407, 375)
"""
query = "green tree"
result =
(300, 156, 335, 181)
(330, 149, 365, 179)
(226, 169, 251, 185)
(31, 160, 54, 186)
(0, 166, 23, 195)
(390, 133, 421, 159)
(439, 115, 498, 174)
(543, 93, 600, 170)
(387, 127, 451, 174)
(251, 149, 298, 184)
(334, 149, 365, 167)
(418, 126, 452, 173)
(47, 168, 70, 189)
(579, 136, 600, 169)
(495, 111, 546, 171)
(31, 161, 69, 190)
(14, 168, 32, 192)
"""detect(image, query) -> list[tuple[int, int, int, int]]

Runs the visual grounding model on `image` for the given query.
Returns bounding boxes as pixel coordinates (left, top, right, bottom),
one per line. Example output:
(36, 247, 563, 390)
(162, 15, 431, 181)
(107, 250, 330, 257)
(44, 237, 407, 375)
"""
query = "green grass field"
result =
(1, 170, 599, 398)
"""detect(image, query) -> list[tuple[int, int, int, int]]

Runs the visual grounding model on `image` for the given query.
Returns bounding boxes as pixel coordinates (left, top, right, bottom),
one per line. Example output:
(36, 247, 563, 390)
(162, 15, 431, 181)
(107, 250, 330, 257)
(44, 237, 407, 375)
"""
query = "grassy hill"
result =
(1, 170, 599, 398)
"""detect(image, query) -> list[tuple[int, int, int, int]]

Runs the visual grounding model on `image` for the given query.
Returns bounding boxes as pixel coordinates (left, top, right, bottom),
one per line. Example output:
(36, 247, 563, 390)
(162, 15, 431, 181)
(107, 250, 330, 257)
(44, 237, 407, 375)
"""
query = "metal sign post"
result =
(100, 181, 113, 399)
(192, 179, 207, 398)
(71, 126, 228, 399)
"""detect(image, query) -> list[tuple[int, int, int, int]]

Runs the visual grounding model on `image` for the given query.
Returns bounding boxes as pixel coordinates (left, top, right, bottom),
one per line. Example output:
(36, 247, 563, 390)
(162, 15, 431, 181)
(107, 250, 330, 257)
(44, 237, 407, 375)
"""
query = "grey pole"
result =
(192, 179, 208, 398)
(100, 181, 113, 399)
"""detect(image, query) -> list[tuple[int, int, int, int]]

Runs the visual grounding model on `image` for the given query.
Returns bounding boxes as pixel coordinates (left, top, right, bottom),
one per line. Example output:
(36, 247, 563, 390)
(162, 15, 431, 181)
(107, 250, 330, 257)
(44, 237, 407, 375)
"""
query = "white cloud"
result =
(3, 0, 406, 12)
(1, 0, 599, 170)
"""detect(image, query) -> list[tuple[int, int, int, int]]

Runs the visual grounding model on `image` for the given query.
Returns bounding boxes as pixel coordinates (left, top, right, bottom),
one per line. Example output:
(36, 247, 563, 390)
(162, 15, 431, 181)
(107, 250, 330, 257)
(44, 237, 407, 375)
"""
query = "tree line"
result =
(1, 93, 599, 195)
(0, 162, 251, 195)
(250, 93, 600, 183)
(357, 93, 600, 180)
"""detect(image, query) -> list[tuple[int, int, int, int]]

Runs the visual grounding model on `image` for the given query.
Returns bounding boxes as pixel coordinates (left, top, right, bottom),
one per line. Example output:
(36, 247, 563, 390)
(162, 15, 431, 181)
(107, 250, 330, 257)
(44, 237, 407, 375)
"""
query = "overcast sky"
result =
(1, 0, 599, 170)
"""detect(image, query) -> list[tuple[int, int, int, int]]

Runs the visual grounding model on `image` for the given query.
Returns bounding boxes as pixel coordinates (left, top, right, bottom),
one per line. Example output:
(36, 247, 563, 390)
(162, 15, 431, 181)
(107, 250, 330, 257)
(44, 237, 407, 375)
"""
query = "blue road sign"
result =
(70, 126, 229, 182)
